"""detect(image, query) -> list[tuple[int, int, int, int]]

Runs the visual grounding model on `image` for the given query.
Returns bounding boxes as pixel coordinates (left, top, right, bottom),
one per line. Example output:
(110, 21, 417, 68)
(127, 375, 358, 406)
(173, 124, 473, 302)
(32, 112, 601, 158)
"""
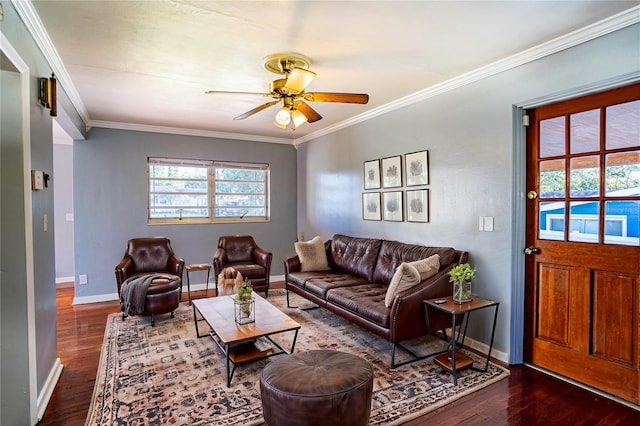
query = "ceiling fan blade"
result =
(284, 68, 316, 94)
(303, 92, 369, 104)
(234, 100, 280, 120)
(294, 101, 322, 123)
(205, 90, 269, 96)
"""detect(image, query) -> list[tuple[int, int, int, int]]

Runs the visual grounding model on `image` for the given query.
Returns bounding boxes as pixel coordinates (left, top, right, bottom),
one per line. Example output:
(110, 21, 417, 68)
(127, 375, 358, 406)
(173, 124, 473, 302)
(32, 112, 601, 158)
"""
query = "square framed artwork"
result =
(406, 189, 429, 222)
(381, 155, 402, 188)
(362, 192, 382, 220)
(363, 159, 381, 189)
(405, 150, 429, 186)
(382, 191, 403, 221)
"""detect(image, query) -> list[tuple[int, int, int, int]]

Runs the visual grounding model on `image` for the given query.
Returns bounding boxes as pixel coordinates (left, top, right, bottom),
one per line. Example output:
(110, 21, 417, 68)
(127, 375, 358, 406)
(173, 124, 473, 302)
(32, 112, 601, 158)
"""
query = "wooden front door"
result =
(524, 83, 640, 404)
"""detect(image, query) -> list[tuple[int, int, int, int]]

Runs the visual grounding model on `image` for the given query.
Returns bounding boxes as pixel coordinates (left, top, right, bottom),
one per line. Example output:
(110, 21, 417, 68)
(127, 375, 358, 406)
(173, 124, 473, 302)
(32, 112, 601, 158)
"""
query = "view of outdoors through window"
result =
(148, 158, 269, 223)
(538, 99, 639, 245)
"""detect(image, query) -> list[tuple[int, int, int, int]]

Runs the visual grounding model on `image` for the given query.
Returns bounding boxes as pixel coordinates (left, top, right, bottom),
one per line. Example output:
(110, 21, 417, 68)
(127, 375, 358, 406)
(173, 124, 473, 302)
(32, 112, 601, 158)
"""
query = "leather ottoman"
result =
(260, 349, 374, 426)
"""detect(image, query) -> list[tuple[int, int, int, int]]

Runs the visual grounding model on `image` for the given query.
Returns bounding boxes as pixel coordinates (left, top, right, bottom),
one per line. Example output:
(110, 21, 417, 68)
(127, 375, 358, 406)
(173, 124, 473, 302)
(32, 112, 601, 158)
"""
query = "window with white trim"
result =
(148, 157, 269, 223)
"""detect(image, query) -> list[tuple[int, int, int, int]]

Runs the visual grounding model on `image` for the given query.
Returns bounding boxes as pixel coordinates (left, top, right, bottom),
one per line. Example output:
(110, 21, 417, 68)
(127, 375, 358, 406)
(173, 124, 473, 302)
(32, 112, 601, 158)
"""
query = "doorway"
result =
(524, 82, 640, 403)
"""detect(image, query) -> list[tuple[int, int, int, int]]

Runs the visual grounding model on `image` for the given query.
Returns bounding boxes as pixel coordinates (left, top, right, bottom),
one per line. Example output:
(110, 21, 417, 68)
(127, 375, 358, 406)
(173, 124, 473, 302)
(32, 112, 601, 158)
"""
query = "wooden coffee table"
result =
(192, 294, 300, 387)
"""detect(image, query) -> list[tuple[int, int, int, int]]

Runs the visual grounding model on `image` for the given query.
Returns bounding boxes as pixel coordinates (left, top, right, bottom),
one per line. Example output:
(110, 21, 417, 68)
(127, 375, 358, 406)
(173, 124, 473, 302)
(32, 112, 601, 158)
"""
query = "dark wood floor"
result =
(39, 283, 640, 425)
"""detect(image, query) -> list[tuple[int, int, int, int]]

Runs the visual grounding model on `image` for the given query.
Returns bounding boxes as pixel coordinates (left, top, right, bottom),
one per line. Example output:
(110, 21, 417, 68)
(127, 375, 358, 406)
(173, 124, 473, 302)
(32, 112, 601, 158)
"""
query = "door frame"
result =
(509, 70, 640, 364)
(0, 31, 38, 423)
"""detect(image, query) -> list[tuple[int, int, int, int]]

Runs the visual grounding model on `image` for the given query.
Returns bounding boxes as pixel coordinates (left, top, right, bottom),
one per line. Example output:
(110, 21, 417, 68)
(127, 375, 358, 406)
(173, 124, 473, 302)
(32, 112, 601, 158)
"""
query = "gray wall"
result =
(296, 24, 640, 361)
(53, 143, 74, 280)
(73, 128, 298, 300)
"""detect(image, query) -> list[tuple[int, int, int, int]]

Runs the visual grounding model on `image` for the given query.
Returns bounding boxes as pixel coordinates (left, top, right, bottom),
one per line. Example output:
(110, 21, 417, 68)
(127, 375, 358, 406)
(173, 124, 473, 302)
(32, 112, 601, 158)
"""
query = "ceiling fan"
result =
(205, 53, 369, 130)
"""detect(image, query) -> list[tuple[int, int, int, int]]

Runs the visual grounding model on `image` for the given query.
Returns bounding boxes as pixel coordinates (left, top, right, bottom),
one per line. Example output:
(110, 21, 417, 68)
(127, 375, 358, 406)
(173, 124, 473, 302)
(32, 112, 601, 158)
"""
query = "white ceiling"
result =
(26, 0, 640, 144)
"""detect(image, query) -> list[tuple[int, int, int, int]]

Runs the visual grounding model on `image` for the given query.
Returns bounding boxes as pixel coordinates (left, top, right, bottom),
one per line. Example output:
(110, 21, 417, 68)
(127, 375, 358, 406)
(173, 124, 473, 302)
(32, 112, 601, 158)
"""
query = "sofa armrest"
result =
(168, 255, 185, 279)
(114, 256, 134, 294)
(252, 247, 272, 268)
(212, 247, 227, 279)
(284, 255, 301, 279)
(389, 264, 457, 343)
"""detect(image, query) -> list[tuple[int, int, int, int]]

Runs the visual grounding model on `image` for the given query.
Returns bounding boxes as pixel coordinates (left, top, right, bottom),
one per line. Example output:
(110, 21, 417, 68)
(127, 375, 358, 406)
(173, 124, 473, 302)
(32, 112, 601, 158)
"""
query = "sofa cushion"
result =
(327, 284, 390, 327)
(328, 234, 383, 282)
(384, 255, 440, 307)
(372, 241, 455, 284)
(295, 236, 330, 272)
(304, 274, 369, 300)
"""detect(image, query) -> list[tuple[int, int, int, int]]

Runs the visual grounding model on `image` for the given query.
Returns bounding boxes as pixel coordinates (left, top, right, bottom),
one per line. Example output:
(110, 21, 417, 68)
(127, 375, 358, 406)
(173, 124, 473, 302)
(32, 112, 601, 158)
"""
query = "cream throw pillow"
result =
(384, 254, 440, 308)
(294, 236, 330, 272)
(408, 254, 440, 281)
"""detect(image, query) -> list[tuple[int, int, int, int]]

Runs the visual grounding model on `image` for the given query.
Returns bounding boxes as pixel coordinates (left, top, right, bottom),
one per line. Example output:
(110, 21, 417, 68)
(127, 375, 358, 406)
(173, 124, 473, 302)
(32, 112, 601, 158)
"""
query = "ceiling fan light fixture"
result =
(284, 68, 316, 94)
(291, 109, 308, 128)
(275, 107, 291, 126)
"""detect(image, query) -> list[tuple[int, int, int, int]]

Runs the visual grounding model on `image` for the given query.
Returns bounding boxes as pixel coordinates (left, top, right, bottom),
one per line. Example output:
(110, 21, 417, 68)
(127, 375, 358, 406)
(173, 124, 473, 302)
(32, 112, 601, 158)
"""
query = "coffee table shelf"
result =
(193, 294, 300, 387)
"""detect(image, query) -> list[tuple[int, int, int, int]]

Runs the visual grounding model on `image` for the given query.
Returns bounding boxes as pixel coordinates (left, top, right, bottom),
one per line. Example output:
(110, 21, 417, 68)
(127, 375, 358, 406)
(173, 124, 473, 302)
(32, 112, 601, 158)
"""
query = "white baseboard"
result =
(442, 328, 508, 364)
(37, 358, 63, 422)
(55, 276, 74, 284)
(73, 292, 119, 305)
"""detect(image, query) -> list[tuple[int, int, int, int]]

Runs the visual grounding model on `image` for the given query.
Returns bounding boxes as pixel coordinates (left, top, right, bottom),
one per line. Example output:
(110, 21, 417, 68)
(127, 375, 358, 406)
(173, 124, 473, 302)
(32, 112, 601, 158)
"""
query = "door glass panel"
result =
(540, 159, 565, 198)
(570, 156, 599, 198)
(604, 201, 640, 246)
(539, 201, 565, 241)
(570, 109, 600, 154)
(568, 201, 599, 243)
(605, 151, 640, 196)
(540, 116, 565, 158)
(606, 100, 640, 150)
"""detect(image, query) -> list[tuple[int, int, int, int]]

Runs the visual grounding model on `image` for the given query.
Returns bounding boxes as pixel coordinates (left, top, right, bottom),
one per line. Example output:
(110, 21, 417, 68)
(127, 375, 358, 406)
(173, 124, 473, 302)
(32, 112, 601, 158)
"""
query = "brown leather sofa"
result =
(213, 235, 273, 296)
(115, 237, 185, 325)
(284, 234, 468, 367)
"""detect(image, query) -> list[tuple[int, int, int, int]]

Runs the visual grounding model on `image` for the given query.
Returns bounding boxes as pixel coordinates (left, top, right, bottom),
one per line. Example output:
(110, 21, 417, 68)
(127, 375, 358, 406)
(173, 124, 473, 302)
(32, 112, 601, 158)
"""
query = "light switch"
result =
(31, 170, 44, 190)
(483, 216, 494, 232)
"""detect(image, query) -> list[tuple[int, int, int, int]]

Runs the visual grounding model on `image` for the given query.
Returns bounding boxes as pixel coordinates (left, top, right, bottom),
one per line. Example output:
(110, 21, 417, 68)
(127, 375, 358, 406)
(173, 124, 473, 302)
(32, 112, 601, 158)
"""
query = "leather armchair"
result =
(115, 237, 185, 325)
(213, 235, 272, 297)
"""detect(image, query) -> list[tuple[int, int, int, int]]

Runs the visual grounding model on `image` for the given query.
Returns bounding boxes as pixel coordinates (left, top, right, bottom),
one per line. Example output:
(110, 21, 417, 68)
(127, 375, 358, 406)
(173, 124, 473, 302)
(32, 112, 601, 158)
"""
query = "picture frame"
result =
(405, 150, 429, 186)
(382, 191, 403, 221)
(381, 155, 402, 188)
(362, 192, 382, 221)
(363, 159, 381, 189)
(406, 189, 429, 222)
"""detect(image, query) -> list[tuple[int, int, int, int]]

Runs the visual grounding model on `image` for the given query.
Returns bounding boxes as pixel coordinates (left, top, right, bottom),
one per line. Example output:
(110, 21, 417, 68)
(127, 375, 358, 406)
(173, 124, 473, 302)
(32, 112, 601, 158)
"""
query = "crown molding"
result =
(15, 1, 639, 145)
(12, 0, 91, 126)
(294, 5, 640, 146)
(89, 120, 294, 145)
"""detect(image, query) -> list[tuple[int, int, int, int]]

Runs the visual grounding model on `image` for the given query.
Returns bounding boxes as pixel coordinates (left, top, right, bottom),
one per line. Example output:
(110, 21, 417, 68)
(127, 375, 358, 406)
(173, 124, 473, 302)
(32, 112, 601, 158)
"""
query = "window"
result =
(148, 157, 269, 223)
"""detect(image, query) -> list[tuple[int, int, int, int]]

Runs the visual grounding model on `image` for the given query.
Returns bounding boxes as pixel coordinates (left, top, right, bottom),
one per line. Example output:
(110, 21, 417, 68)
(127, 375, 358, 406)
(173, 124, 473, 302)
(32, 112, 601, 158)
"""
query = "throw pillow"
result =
(407, 254, 441, 281)
(384, 262, 420, 308)
(294, 236, 330, 272)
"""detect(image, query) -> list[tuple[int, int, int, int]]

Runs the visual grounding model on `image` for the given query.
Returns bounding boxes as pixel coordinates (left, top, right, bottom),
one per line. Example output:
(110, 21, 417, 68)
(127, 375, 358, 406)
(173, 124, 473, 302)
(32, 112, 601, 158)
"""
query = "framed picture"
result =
(363, 159, 381, 189)
(406, 189, 429, 222)
(405, 150, 429, 186)
(362, 192, 381, 220)
(382, 191, 403, 221)
(381, 155, 402, 188)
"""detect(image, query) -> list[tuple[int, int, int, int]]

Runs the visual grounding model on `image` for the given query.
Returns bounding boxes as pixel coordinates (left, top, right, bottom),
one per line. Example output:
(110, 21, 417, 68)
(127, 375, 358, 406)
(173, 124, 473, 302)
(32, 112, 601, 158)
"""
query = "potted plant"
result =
(234, 278, 255, 324)
(449, 263, 475, 303)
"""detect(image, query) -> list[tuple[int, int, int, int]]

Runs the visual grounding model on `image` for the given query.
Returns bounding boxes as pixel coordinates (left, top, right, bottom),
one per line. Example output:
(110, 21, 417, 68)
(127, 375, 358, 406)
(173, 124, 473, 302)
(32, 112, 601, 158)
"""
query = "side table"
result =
(424, 296, 499, 385)
(185, 264, 212, 304)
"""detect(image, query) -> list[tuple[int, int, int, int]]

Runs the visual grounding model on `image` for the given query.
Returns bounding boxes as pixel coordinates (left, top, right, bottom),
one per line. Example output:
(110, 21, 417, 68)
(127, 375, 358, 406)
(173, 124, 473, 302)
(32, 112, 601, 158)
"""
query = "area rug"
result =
(86, 290, 509, 425)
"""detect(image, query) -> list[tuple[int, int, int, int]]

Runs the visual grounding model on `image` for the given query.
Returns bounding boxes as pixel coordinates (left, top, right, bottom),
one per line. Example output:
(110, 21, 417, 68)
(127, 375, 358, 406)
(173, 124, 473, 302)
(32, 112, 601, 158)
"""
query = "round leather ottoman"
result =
(260, 349, 374, 426)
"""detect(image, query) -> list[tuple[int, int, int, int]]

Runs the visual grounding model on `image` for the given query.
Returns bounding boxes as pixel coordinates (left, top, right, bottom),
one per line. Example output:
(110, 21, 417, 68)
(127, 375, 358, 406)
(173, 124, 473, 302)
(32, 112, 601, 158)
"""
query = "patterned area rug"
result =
(86, 290, 509, 425)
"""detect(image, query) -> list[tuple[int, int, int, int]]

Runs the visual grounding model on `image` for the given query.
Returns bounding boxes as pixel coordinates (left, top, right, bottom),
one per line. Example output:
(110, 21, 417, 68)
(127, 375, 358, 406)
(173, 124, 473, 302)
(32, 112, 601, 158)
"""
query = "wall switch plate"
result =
(79, 274, 87, 285)
(478, 216, 484, 231)
(31, 170, 44, 190)
(483, 216, 494, 232)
